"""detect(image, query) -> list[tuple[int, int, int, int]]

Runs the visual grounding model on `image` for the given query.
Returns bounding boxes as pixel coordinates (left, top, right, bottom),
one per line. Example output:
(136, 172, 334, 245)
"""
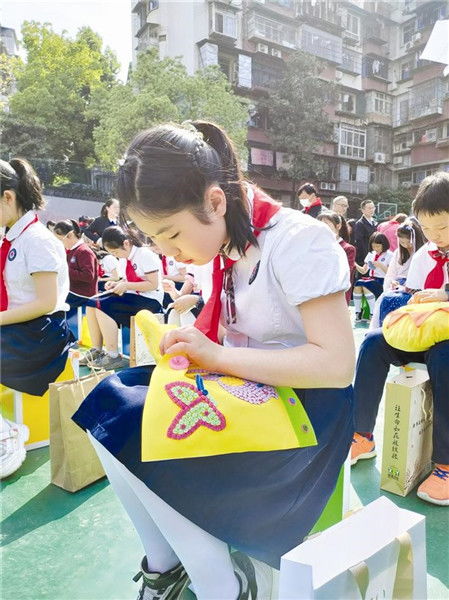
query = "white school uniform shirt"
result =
(3, 211, 69, 313)
(188, 261, 214, 302)
(406, 242, 449, 290)
(164, 258, 186, 279)
(120, 245, 164, 304)
(383, 248, 412, 291)
(221, 206, 350, 349)
(363, 250, 393, 278)
(100, 254, 119, 278)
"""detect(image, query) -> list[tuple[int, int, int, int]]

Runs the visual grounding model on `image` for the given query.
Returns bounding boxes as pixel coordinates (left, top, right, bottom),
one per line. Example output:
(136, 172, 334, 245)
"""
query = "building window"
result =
(340, 48, 362, 74)
(362, 56, 388, 80)
(252, 62, 281, 88)
(299, 25, 342, 63)
(250, 148, 274, 166)
(338, 92, 356, 113)
(416, 3, 447, 30)
(409, 79, 445, 120)
(337, 124, 366, 159)
(413, 169, 434, 184)
(437, 122, 449, 139)
(400, 61, 413, 80)
(345, 12, 360, 39)
(413, 128, 437, 144)
(402, 20, 415, 44)
(374, 92, 391, 115)
(214, 10, 237, 38)
(248, 13, 296, 47)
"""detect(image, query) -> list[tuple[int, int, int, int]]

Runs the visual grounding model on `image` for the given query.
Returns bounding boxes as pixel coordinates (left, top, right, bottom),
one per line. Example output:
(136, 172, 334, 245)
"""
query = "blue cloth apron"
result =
(0, 311, 75, 395)
(72, 367, 353, 568)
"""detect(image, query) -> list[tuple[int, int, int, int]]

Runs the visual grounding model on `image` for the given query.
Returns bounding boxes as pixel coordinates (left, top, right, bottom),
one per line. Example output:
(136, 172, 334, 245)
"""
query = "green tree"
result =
(365, 185, 414, 218)
(261, 51, 336, 207)
(2, 22, 119, 173)
(90, 49, 248, 170)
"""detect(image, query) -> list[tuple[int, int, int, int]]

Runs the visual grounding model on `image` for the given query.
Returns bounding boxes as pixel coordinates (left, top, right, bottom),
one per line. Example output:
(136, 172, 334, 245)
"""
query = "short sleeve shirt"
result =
(406, 242, 449, 290)
(4, 211, 69, 313)
(363, 250, 393, 278)
(121, 246, 164, 303)
(222, 207, 350, 349)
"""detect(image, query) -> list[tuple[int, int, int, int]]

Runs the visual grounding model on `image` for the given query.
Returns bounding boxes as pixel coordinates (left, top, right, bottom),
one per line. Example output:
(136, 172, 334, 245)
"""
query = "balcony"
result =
(298, 24, 342, 64)
(362, 55, 389, 81)
(409, 79, 445, 121)
(363, 22, 388, 45)
(339, 48, 362, 74)
(337, 180, 369, 194)
(247, 12, 297, 48)
(296, 1, 342, 33)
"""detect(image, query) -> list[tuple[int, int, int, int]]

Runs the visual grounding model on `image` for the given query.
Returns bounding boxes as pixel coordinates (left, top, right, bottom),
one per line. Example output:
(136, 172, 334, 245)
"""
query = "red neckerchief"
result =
(125, 250, 145, 295)
(304, 197, 322, 214)
(425, 249, 449, 289)
(370, 253, 380, 277)
(0, 214, 38, 311)
(161, 255, 168, 276)
(195, 187, 281, 343)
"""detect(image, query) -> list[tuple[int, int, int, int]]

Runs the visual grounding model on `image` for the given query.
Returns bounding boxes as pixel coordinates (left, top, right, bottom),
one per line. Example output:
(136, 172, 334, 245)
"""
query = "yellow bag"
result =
(136, 311, 317, 462)
(382, 302, 449, 352)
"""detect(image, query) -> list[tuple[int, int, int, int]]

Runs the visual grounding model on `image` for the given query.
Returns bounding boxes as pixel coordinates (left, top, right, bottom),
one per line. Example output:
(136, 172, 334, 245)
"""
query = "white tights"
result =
(88, 433, 239, 600)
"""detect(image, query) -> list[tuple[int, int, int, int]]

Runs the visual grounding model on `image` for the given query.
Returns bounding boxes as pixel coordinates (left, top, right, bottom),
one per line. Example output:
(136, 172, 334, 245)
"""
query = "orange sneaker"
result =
(417, 464, 449, 506)
(351, 433, 376, 466)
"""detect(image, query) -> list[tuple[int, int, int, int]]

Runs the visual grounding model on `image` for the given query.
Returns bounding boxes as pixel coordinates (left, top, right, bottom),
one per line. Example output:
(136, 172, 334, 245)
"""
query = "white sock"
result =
(107, 350, 119, 358)
(353, 293, 362, 313)
(365, 293, 376, 315)
(88, 434, 239, 600)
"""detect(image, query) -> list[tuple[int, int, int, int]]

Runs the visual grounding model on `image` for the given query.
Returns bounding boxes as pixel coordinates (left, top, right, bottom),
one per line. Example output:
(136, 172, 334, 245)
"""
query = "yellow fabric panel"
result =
(383, 302, 449, 352)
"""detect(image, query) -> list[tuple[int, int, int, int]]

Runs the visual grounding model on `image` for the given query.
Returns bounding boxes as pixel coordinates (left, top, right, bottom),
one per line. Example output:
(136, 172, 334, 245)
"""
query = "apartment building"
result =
(131, 0, 449, 206)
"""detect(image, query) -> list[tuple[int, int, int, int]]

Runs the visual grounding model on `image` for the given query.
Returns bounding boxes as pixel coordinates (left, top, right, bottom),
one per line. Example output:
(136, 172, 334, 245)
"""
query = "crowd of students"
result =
(1, 128, 448, 598)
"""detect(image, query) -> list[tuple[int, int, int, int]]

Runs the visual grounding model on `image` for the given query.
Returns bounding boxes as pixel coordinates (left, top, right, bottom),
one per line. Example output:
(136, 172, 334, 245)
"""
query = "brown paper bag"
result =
(49, 370, 113, 492)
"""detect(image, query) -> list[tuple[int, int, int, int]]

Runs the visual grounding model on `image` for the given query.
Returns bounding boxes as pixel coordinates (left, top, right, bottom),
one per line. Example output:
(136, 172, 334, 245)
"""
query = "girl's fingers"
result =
(164, 341, 190, 356)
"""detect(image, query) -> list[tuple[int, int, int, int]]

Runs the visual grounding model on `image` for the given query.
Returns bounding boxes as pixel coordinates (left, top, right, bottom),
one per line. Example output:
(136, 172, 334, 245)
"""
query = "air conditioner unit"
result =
(328, 183, 336, 191)
(374, 152, 386, 164)
(257, 43, 269, 54)
(320, 182, 329, 190)
(401, 181, 412, 188)
(271, 48, 282, 58)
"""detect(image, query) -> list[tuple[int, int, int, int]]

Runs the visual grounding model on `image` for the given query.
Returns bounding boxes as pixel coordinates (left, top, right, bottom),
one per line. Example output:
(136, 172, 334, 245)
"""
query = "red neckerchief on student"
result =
(370, 253, 380, 277)
(195, 188, 281, 343)
(126, 250, 145, 295)
(425, 249, 449, 289)
(161, 255, 168, 276)
(0, 214, 38, 311)
(304, 197, 322, 214)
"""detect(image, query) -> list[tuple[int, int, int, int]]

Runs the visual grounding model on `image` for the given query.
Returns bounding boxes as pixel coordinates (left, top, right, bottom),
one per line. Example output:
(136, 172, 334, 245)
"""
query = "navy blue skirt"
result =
(0, 312, 75, 395)
(73, 367, 353, 568)
(94, 294, 163, 327)
(354, 276, 384, 298)
(66, 291, 94, 310)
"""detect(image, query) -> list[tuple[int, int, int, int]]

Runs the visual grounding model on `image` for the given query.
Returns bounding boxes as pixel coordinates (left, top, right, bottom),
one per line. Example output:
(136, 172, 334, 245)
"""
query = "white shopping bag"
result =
(279, 497, 426, 599)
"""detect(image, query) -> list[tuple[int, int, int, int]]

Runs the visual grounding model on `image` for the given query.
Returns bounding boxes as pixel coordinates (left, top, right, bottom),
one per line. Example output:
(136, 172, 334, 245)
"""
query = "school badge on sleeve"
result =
(136, 311, 317, 461)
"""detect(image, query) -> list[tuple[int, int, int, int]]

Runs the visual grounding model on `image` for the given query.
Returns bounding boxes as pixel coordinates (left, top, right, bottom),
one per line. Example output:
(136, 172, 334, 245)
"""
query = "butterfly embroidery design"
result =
(165, 377, 226, 440)
(187, 369, 278, 405)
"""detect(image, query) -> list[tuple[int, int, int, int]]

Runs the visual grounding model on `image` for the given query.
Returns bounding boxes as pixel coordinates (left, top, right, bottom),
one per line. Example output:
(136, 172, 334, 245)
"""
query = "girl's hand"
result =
(162, 279, 176, 293)
(105, 279, 117, 290)
(409, 289, 448, 304)
(159, 326, 222, 371)
(109, 281, 128, 296)
(170, 295, 198, 314)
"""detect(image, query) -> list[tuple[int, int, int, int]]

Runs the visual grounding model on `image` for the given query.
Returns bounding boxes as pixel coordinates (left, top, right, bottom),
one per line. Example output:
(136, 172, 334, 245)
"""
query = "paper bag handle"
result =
(348, 533, 413, 600)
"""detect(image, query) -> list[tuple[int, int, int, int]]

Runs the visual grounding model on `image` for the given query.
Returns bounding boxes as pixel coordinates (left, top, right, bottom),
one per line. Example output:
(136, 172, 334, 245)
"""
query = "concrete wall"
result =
(39, 196, 103, 225)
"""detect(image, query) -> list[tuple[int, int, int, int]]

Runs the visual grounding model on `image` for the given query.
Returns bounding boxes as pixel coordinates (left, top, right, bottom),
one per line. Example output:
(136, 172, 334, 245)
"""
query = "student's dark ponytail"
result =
(317, 211, 350, 243)
(0, 158, 44, 212)
(102, 225, 143, 249)
(117, 121, 256, 256)
(54, 219, 82, 239)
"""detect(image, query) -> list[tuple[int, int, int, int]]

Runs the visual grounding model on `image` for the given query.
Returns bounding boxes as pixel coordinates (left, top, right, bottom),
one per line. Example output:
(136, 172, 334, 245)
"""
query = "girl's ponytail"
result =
(191, 121, 257, 255)
(1, 158, 45, 212)
(54, 219, 82, 239)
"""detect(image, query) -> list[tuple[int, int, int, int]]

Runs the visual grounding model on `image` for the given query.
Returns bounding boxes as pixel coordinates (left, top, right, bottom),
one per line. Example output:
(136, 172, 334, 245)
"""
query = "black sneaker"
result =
(232, 551, 276, 600)
(133, 558, 190, 600)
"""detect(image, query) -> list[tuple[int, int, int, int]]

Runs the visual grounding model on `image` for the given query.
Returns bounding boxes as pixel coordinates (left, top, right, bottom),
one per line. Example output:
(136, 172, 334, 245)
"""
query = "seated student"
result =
(0, 159, 74, 479)
(85, 226, 164, 370)
(369, 219, 425, 329)
(352, 171, 449, 506)
(72, 121, 354, 599)
(163, 261, 213, 325)
(317, 211, 355, 305)
(353, 232, 393, 322)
